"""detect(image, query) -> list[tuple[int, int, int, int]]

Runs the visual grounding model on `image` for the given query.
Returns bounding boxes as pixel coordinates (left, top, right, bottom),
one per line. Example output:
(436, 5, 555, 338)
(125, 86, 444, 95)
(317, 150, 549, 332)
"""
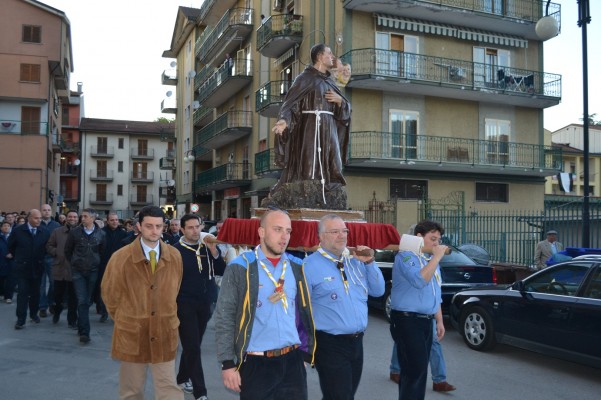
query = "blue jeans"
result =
(390, 320, 447, 383)
(39, 255, 54, 310)
(72, 270, 97, 337)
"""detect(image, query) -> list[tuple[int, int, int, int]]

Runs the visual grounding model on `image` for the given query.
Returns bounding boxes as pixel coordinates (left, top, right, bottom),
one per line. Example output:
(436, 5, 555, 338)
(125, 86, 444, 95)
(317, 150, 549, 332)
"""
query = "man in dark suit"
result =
(162, 218, 181, 245)
(8, 209, 51, 329)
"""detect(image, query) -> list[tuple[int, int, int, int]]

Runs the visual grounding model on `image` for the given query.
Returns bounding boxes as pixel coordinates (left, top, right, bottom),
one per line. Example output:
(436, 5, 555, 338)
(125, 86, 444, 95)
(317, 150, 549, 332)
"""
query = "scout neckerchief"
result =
(178, 237, 215, 279)
(318, 246, 349, 294)
(255, 246, 288, 313)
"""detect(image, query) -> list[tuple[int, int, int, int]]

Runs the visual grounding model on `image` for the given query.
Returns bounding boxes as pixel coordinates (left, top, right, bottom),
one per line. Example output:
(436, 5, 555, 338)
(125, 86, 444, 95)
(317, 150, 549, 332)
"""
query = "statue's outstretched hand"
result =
(272, 119, 287, 135)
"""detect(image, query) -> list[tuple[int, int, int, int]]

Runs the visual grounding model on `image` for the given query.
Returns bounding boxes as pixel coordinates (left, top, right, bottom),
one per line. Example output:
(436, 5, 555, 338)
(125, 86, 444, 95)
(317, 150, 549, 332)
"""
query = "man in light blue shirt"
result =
(304, 214, 384, 399)
(389, 220, 447, 400)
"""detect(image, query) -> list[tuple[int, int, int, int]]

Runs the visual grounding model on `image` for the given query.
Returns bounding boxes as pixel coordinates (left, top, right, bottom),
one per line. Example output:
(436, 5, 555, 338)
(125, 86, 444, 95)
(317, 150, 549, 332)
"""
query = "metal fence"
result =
(430, 199, 601, 266)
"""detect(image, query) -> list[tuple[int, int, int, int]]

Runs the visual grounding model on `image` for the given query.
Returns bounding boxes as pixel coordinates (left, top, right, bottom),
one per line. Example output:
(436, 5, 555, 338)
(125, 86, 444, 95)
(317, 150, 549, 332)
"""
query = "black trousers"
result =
(176, 301, 211, 398)
(389, 311, 433, 400)
(240, 348, 307, 400)
(53, 280, 78, 325)
(314, 330, 364, 400)
(16, 276, 41, 324)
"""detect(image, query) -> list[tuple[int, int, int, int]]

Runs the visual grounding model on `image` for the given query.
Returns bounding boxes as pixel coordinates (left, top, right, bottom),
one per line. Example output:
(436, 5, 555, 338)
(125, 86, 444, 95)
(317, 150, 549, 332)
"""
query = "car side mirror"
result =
(512, 280, 525, 292)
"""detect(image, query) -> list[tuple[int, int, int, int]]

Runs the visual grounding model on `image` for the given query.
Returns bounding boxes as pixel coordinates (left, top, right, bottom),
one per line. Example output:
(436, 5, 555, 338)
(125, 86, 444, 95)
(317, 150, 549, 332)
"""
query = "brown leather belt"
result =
(246, 344, 299, 357)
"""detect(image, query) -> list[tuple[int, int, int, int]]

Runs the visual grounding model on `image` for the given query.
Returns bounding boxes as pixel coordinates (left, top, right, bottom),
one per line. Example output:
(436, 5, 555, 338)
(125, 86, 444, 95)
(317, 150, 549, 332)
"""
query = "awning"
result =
(375, 14, 528, 49)
(273, 45, 297, 66)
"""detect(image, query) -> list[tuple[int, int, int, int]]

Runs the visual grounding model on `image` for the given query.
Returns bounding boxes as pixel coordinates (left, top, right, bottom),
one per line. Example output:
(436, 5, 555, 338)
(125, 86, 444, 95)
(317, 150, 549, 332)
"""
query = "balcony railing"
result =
(193, 105, 214, 127)
(195, 162, 252, 191)
(255, 80, 290, 117)
(197, 8, 254, 65)
(60, 140, 78, 152)
(195, 65, 216, 92)
(89, 193, 113, 205)
(160, 157, 176, 170)
(160, 130, 175, 142)
(257, 14, 303, 58)
(131, 148, 155, 159)
(341, 48, 561, 99)
(161, 69, 177, 85)
(196, 111, 253, 149)
(196, 0, 237, 26)
(90, 145, 115, 157)
(197, 57, 254, 107)
(129, 194, 154, 206)
(0, 120, 49, 135)
(60, 165, 79, 176)
(90, 169, 114, 181)
(192, 145, 212, 162)
(131, 171, 155, 183)
(348, 131, 562, 170)
(255, 149, 282, 176)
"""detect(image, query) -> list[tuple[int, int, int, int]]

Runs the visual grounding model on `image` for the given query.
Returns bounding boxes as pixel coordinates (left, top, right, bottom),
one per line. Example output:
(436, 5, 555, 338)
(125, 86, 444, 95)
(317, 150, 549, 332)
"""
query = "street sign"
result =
(191, 203, 199, 213)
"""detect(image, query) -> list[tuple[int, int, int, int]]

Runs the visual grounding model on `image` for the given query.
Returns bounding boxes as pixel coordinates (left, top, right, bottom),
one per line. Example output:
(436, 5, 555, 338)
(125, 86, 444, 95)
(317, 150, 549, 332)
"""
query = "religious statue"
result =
(262, 44, 351, 210)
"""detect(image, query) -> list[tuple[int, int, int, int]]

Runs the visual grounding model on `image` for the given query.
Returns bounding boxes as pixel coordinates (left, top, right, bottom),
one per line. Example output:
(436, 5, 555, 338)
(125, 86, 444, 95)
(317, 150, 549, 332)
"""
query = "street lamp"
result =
(536, 0, 591, 247)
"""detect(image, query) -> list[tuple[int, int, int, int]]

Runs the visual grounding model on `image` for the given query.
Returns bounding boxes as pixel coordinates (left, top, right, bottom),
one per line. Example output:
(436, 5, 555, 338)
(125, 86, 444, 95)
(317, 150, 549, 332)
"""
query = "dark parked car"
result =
(449, 255, 601, 369)
(368, 247, 496, 319)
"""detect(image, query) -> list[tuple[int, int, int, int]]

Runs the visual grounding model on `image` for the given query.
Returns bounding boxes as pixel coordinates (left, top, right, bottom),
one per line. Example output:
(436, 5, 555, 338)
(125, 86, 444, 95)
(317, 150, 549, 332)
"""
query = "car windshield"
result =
(440, 249, 477, 266)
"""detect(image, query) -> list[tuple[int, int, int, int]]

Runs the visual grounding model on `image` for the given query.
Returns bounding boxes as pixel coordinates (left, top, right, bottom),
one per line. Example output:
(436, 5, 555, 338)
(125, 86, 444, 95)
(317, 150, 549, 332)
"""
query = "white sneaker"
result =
(196, 396, 208, 400)
(179, 381, 193, 394)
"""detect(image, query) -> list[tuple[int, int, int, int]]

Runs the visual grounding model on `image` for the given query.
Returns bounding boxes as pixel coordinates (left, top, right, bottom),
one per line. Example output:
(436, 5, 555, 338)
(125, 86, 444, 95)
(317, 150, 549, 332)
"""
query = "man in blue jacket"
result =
(8, 209, 50, 329)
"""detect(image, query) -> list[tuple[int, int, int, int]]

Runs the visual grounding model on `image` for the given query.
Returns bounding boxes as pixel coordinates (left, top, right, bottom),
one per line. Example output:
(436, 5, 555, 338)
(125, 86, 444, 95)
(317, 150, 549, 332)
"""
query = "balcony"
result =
(90, 145, 114, 158)
(61, 140, 79, 153)
(90, 169, 114, 182)
(59, 165, 79, 176)
(160, 130, 175, 142)
(131, 171, 155, 183)
(0, 120, 48, 135)
(197, 57, 253, 108)
(255, 80, 290, 118)
(62, 192, 78, 202)
(159, 187, 176, 203)
(130, 194, 154, 206)
(89, 193, 113, 205)
(131, 148, 155, 160)
(255, 149, 282, 177)
(342, 0, 561, 40)
(161, 69, 177, 85)
(193, 105, 214, 128)
(160, 157, 176, 170)
(196, 0, 237, 26)
(192, 145, 213, 162)
(195, 162, 252, 192)
(196, 111, 253, 149)
(161, 99, 177, 114)
(194, 65, 216, 93)
(346, 131, 562, 177)
(257, 14, 304, 58)
(340, 49, 561, 109)
(196, 8, 254, 67)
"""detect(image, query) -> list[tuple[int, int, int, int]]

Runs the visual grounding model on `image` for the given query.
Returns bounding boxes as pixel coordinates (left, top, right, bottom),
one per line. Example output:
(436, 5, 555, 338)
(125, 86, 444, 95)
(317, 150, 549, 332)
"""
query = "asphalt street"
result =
(1, 299, 600, 399)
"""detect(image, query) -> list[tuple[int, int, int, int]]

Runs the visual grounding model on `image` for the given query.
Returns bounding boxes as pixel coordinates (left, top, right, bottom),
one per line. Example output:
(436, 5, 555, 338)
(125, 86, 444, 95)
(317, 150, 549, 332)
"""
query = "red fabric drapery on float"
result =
(217, 218, 401, 250)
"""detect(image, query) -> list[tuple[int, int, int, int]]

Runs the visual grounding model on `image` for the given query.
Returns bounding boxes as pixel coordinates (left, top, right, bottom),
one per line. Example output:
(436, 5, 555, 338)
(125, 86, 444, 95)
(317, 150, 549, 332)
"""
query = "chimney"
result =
(77, 82, 83, 93)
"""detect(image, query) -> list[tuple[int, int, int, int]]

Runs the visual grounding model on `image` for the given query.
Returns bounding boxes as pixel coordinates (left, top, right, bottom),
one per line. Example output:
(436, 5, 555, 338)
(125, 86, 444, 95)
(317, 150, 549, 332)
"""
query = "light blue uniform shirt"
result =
(304, 249, 385, 335)
(246, 247, 300, 351)
(390, 251, 442, 315)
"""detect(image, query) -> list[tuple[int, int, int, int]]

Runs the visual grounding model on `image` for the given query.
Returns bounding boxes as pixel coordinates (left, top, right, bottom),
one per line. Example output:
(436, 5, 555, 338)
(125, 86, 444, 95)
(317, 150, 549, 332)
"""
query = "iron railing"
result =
(197, 8, 254, 62)
(340, 48, 562, 99)
(255, 80, 290, 112)
(131, 148, 155, 159)
(89, 193, 113, 204)
(197, 58, 254, 104)
(195, 162, 252, 189)
(255, 149, 282, 175)
(256, 14, 303, 49)
(0, 120, 49, 135)
(90, 145, 115, 157)
(196, 111, 253, 146)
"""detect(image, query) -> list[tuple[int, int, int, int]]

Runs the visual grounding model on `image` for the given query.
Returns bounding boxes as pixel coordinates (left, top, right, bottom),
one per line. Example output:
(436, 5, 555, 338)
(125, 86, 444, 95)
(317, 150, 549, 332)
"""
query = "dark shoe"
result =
(68, 323, 78, 330)
(49, 304, 56, 315)
(30, 316, 41, 324)
(99, 314, 108, 323)
(390, 372, 400, 384)
(52, 312, 60, 324)
(79, 335, 90, 343)
(433, 381, 456, 392)
(15, 322, 25, 330)
(39, 309, 48, 318)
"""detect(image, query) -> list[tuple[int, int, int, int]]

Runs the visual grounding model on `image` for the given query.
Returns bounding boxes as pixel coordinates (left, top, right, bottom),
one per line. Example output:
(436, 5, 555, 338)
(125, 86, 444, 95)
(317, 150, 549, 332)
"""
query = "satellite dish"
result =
(193, 100, 200, 110)
(73, 159, 81, 166)
(458, 244, 491, 266)
(170, 61, 177, 68)
(168, 179, 175, 186)
(188, 70, 196, 78)
(166, 90, 173, 97)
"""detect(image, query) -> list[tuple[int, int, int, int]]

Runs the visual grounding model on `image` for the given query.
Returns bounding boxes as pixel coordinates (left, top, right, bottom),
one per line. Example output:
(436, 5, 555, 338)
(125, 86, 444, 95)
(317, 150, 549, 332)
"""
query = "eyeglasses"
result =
(324, 229, 349, 235)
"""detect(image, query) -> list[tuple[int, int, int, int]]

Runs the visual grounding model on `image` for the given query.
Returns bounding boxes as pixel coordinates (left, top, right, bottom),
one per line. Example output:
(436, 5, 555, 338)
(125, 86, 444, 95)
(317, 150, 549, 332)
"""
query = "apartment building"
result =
(0, 0, 73, 212)
(78, 118, 175, 219)
(164, 0, 563, 229)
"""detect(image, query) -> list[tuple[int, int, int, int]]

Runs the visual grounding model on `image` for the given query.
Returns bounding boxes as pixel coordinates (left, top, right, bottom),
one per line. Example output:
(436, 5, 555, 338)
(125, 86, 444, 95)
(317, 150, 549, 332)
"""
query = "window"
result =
(97, 160, 107, 178)
(97, 184, 107, 201)
(390, 110, 418, 159)
(390, 179, 427, 200)
(117, 185, 123, 196)
(62, 106, 69, 123)
(97, 137, 108, 153)
(21, 106, 41, 134)
(376, 32, 418, 77)
(484, 119, 510, 164)
(118, 138, 124, 149)
(22, 25, 41, 43)
(20, 64, 41, 82)
(118, 161, 123, 172)
(138, 139, 148, 156)
(524, 263, 589, 296)
(473, 47, 510, 87)
(476, 182, 508, 202)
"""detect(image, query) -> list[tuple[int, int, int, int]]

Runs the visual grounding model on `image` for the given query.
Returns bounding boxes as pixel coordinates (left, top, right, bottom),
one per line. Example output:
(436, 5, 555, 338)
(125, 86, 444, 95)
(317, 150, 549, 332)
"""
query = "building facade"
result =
(78, 118, 175, 219)
(59, 82, 84, 213)
(164, 0, 563, 230)
(0, 0, 73, 212)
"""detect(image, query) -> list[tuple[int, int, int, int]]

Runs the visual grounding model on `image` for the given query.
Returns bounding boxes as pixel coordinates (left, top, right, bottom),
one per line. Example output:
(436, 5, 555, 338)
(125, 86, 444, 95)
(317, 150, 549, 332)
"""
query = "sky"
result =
(44, 0, 599, 131)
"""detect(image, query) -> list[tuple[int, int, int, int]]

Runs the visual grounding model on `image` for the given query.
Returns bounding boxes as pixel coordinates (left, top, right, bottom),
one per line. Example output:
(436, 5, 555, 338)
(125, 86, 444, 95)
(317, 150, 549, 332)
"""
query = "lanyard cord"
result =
(317, 246, 350, 294)
(179, 237, 214, 279)
(255, 246, 288, 313)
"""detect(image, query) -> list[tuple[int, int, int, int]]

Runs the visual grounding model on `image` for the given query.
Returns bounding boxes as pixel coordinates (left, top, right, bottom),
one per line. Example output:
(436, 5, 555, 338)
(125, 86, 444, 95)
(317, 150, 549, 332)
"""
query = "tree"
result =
(155, 117, 175, 123)
(580, 113, 601, 125)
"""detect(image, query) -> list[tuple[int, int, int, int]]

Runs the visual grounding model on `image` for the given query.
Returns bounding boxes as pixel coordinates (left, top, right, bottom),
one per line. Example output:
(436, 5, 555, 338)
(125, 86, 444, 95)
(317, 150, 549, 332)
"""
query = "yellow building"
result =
(162, 1, 563, 229)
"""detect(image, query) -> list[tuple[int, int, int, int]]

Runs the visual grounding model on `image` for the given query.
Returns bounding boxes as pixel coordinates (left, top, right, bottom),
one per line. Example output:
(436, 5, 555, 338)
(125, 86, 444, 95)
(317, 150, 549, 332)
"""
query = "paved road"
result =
(1, 300, 599, 399)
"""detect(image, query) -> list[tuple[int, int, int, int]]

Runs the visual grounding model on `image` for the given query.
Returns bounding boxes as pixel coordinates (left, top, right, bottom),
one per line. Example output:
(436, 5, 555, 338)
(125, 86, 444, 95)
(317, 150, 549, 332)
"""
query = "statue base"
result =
(260, 180, 348, 210)
(252, 207, 365, 222)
